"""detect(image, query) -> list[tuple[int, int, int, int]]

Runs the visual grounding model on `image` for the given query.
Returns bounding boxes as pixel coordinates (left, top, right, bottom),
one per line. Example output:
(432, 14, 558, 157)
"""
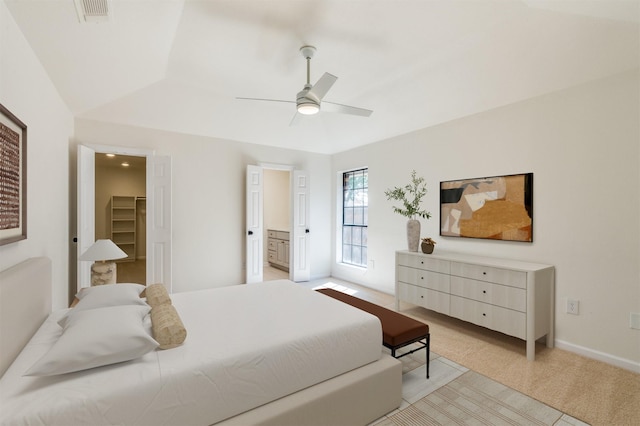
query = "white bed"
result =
(0, 258, 402, 425)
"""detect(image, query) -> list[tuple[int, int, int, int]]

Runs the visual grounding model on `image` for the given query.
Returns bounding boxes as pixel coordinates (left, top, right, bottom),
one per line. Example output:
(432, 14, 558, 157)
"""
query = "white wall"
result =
(332, 70, 640, 369)
(72, 120, 332, 293)
(264, 169, 290, 232)
(0, 3, 73, 310)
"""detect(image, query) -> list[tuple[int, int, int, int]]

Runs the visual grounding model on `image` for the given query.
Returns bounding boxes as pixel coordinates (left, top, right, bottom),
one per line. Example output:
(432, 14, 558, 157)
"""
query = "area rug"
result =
(373, 345, 586, 426)
(388, 370, 569, 425)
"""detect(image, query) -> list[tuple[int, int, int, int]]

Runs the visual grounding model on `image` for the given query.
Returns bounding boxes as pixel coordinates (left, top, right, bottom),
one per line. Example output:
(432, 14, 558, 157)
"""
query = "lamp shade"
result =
(79, 239, 127, 261)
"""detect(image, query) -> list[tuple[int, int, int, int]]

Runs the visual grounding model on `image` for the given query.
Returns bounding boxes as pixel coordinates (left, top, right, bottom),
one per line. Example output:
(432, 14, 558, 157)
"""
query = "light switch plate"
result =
(630, 312, 640, 330)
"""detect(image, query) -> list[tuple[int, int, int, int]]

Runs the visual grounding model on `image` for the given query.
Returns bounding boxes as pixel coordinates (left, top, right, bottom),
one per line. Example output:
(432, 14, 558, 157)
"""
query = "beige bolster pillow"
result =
(151, 304, 187, 349)
(145, 283, 172, 307)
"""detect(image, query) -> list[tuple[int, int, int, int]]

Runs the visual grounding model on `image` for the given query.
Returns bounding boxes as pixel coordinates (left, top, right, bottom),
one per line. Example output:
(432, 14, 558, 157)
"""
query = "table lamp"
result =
(79, 239, 128, 286)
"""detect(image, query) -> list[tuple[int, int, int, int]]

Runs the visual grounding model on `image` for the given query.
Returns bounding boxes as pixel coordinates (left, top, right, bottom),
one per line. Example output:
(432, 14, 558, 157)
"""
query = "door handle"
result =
(248, 230, 253, 235)
(305, 229, 310, 233)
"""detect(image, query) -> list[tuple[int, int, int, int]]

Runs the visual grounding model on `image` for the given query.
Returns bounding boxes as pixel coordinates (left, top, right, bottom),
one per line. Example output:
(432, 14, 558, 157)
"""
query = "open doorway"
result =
(78, 144, 171, 292)
(95, 153, 146, 284)
(263, 169, 290, 281)
(246, 165, 310, 283)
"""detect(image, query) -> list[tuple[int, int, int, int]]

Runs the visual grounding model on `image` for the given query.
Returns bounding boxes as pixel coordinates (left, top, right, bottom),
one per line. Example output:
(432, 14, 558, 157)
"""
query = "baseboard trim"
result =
(555, 339, 640, 373)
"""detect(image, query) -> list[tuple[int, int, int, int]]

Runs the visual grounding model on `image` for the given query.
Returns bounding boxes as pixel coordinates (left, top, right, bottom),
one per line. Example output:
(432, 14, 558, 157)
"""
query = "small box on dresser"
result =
(395, 250, 554, 360)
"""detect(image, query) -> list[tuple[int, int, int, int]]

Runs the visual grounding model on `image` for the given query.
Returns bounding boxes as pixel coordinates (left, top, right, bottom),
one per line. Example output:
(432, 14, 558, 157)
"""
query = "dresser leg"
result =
(526, 339, 535, 361)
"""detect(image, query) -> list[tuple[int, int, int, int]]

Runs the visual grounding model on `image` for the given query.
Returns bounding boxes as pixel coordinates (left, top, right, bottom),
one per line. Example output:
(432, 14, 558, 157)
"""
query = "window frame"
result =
(340, 168, 368, 268)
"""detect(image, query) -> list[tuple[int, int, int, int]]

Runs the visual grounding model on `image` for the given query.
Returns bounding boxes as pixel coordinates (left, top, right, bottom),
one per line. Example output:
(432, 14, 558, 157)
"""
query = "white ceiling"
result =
(6, 0, 639, 154)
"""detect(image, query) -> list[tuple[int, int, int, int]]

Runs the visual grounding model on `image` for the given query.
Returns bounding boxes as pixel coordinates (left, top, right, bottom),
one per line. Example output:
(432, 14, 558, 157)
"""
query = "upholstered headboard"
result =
(0, 257, 52, 377)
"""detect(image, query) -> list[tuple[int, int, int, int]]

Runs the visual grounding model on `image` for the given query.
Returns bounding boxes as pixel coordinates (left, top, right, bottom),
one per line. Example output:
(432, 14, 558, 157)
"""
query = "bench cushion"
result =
(316, 289, 429, 348)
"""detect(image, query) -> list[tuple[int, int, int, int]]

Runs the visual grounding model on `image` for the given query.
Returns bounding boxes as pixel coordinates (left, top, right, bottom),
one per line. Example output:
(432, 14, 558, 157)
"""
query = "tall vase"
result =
(406, 219, 420, 252)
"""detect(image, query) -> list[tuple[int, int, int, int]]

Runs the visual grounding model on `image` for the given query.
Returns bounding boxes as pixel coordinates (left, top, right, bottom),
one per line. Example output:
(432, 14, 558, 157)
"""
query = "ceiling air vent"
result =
(74, 0, 112, 23)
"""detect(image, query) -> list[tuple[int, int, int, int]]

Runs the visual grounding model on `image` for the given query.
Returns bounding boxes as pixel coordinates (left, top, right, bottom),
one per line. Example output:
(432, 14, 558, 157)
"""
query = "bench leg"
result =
(426, 334, 430, 379)
(387, 335, 430, 379)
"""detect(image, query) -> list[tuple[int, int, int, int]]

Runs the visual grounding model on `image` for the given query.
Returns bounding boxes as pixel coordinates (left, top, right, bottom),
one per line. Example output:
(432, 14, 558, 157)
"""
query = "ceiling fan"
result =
(237, 46, 373, 124)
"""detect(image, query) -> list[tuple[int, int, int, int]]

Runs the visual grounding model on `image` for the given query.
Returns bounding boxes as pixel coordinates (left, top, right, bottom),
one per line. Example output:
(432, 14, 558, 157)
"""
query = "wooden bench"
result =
(317, 288, 430, 378)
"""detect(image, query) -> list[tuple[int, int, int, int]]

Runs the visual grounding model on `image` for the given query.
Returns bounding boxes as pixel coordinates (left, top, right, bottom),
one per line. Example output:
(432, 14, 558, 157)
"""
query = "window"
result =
(342, 168, 368, 267)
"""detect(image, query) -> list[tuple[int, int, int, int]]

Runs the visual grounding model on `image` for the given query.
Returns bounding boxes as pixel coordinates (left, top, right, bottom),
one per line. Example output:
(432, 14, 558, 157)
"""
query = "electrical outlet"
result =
(566, 299, 579, 315)
(630, 312, 640, 330)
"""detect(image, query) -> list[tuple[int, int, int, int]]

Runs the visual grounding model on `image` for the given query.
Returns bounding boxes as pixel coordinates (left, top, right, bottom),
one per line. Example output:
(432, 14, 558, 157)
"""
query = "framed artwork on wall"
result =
(440, 173, 533, 242)
(0, 103, 27, 246)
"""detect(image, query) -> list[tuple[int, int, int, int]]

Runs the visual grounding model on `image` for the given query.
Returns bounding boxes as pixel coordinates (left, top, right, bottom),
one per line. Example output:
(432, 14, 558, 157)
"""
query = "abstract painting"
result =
(440, 173, 533, 242)
(0, 103, 27, 245)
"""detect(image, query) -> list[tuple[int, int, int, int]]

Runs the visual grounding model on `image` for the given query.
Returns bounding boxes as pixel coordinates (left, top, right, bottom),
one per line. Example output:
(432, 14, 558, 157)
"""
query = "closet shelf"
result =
(111, 196, 138, 262)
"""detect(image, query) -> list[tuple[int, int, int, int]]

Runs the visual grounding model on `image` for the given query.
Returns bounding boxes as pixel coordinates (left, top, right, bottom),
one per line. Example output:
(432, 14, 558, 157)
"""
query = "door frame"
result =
(77, 144, 156, 291)
(247, 162, 310, 282)
(260, 163, 294, 281)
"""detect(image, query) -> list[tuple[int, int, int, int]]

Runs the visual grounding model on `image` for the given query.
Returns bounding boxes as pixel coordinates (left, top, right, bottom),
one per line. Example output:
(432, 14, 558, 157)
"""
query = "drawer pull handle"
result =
(482, 290, 487, 294)
(420, 295, 424, 298)
(482, 313, 487, 316)
(421, 261, 424, 264)
(421, 276, 424, 280)
(483, 272, 487, 275)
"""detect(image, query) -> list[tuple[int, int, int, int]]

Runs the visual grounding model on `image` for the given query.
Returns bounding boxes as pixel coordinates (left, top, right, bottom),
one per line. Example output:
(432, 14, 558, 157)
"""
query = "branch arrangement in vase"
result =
(384, 170, 432, 220)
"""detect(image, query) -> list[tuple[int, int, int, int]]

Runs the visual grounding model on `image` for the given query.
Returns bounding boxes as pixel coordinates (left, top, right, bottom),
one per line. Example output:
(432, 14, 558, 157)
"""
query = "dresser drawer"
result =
(450, 262, 527, 289)
(450, 295, 526, 339)
(397, 265, 450, 292)
(268, 230, 289, 240)
(450, 276, 526, 312)
(267, 251, 276, 262)
(268, 240, 277, 251)
(397, 253, 450, 274)
(398, 282, 450, 315)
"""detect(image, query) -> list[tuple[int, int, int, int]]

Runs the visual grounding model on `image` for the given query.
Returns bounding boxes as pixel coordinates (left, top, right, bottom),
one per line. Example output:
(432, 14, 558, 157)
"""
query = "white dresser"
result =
(395, 250, 554, 360)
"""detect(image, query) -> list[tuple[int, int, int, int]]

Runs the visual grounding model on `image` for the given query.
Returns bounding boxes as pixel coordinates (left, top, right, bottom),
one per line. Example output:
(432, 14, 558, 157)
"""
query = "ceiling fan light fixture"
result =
(297, 102, 320, 115)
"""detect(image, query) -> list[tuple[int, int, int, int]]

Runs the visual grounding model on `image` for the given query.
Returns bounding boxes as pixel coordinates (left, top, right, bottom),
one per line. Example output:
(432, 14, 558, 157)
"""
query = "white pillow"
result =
(76, 283, 146, 304)
(25, 305, 158, 376)
(59, 283, 147, 327)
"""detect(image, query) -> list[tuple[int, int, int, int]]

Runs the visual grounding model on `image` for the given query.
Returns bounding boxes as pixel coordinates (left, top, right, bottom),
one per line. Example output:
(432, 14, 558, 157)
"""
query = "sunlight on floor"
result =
(311, 281, 359, 295)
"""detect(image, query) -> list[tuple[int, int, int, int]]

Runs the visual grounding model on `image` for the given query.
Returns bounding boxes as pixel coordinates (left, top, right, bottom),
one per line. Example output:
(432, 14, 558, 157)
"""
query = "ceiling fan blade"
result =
(307, 72, 337, 102)
(289, 112, 304, 127)
(322, 101, 373, 117)
(236, 97, 295, 105)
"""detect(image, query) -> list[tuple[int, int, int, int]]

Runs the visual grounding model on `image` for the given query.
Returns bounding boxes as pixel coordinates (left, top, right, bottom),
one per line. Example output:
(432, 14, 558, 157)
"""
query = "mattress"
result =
(0, 280, 382, 425)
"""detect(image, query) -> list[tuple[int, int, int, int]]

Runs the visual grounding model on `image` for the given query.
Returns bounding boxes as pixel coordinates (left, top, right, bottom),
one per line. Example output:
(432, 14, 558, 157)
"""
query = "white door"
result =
(148, 156, 172, 291)
(77, 145, 95, 290)
(291, 170, 310, 281)
(246, 165, 263, 283)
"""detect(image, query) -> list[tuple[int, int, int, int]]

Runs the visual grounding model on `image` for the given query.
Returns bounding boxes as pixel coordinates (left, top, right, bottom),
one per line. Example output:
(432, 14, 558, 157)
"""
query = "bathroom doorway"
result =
(246, 164, 310, 283)
(263, 169, 290, 281)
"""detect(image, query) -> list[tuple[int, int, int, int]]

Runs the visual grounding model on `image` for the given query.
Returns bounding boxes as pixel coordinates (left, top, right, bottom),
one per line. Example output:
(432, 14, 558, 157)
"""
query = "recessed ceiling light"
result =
(106, 153, 115, 158)
(121, 162, 130, 167)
